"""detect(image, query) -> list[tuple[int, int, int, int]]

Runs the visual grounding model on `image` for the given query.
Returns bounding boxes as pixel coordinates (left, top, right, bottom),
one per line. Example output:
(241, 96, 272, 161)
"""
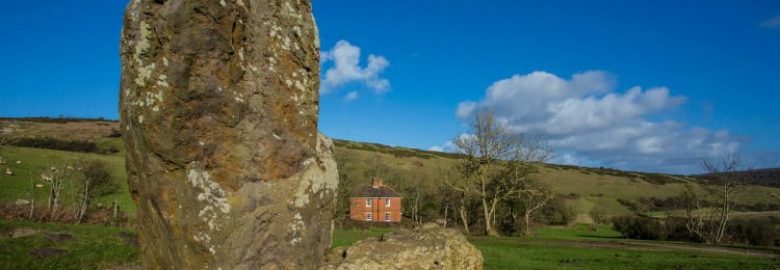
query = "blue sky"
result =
(1, 1, 779, 173)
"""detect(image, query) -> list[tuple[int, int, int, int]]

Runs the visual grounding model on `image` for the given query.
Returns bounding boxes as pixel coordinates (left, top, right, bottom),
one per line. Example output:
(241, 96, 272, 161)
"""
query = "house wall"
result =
(349, 197, 402, 222)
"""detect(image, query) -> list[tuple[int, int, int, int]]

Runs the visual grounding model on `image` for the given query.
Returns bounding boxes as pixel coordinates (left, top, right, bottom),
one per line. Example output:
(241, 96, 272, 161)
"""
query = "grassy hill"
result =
(2, 118, 780, 222)
(2, 118, 780, 269)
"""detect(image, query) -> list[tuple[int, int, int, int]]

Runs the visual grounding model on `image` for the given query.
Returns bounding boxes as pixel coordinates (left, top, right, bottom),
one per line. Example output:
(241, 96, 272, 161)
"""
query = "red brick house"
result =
(349, 177, 402, 223)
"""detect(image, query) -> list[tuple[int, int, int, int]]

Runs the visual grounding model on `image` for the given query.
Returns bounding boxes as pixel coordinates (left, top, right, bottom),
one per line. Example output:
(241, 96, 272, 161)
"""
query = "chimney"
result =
(372, 177, 383, 188)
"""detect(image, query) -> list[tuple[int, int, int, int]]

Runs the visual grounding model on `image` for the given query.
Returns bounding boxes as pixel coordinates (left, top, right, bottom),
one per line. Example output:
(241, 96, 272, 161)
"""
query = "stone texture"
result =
(321, 224, 484, 270)
(119, 0, 337, 269)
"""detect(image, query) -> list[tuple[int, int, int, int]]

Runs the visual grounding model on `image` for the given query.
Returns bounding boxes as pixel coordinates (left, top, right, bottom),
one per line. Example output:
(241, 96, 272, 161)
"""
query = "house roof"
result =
(351, 185, 402, 198)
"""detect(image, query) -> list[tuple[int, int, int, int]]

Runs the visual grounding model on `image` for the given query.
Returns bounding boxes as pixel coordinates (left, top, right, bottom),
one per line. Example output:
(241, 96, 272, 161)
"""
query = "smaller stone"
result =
(321, 223, 483, 270)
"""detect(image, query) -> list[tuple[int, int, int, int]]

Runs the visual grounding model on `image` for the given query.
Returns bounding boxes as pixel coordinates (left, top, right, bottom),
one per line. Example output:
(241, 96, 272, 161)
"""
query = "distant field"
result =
(3, 130, 780, 223)
(2, 118, 780, 227)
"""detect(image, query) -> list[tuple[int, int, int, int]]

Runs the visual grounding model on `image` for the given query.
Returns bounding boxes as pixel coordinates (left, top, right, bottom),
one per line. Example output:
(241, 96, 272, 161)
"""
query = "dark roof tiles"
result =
(351, 185, 401, 197)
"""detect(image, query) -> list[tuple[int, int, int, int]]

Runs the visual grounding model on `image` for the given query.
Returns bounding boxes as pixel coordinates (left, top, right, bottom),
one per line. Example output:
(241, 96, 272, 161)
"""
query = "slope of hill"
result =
(2, 118, 780, 222)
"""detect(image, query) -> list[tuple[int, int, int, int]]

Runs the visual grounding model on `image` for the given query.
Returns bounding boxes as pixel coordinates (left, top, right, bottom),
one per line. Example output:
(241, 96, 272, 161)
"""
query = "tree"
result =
(41, 162, 78, 219)
(75, 161, 116, 223)
(589, 205, 608, 228)
(334, 170, 353, 226)
(436, 180, 457, 229)
(446, 111, 552, 235)
(703, 154, 745, 243)
(516, 179, 553, 235)
(683, 154, 746, 244)
(404, 176, 425, 226)
(0, 135, 7, 164)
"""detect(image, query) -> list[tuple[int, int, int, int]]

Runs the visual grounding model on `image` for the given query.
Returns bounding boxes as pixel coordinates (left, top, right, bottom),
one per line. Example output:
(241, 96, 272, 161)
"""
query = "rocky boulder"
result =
(120, 0, 336, 269)
(322, 224, 484, 270)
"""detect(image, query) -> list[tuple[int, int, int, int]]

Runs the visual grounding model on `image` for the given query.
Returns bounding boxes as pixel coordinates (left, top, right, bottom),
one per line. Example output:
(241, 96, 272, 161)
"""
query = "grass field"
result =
(0, 219, 138, 270)
(1, 120, 780, 269)
(3, 140, 780, 225)
(2, 219, 777, 270)
(3, 118, 780, 221)
(0, 146, 135, 216)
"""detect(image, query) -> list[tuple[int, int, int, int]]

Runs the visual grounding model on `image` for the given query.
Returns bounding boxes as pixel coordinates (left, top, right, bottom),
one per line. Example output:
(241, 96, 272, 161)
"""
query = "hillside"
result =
(2, 118, 780, 222)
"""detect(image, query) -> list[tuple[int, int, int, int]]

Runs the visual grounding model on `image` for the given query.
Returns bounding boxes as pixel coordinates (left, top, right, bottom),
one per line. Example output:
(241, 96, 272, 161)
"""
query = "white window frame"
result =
(366, 212, 373, 221)
(385, 212, 391, 222)
(385, 198, 391, 207)
(366, 198, 372, 207)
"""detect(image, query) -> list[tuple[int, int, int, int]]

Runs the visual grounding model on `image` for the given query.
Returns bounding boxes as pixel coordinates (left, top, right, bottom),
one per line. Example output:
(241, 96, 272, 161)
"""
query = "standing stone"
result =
(119, 0, 337, 269)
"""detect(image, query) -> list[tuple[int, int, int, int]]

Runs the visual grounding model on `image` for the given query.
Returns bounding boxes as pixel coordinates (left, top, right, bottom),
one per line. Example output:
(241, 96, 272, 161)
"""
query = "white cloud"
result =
(456, 70, 740, 173)
(427, 146, 444, 152)
(760, 15, 780, 28)
(321, 40, 390, 94)
(343, 91, 358, 102)
(428, 134, 468, 153)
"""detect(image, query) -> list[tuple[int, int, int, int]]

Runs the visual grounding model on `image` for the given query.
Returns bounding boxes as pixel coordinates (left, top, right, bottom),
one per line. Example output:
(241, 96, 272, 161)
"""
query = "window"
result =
(385, 212, 391, 222)
(385, 198, 391, 207)
(366, 198, 372, 207)
(366, 213, 373, 221)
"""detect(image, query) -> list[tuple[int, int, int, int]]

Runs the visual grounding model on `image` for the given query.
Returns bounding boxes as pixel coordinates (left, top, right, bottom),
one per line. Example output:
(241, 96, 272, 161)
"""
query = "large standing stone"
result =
(119, 0, 337, 269)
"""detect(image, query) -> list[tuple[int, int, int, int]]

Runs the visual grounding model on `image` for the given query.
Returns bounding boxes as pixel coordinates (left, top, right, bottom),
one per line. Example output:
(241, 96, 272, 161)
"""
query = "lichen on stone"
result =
(187, 162, 231, 232)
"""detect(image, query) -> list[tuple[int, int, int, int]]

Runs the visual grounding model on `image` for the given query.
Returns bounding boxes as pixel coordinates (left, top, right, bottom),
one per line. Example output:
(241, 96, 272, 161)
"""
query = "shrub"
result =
(536, 197, 575, 226)
(7, 137, 117, 154)
(726, 219, 780, 246)
(612, 215, 667, 240)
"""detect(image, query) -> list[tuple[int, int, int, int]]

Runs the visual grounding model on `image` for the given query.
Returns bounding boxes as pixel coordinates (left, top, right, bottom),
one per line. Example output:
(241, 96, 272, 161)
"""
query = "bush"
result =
(612, 215, 667, 240)
(612, 215, 778, 246)
(7, 137, 117, 154)
(537, 197, 575, 226)
(726, 219, 780, 246)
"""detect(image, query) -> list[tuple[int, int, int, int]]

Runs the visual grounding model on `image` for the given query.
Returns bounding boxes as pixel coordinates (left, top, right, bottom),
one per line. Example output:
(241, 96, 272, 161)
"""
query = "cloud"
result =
(343, 91, 358, 102)
(761, 15, 780, 28)
(427, 146, 445, 152)
(428, 134, 468, 153)
(321, 40, 390, 94)
(455, 71, 740, 173)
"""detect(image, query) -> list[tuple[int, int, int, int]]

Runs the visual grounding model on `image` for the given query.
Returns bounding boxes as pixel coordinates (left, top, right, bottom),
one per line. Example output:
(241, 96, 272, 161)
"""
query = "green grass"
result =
(530, 224, 623, 241)
(0, 146, 135, 216)
(332, 225, 779, 270)
(1, 220, 776, 270)
(469, 236, 778, 270)
(331, 227, 392, 247)
(0, 219, 138, 270)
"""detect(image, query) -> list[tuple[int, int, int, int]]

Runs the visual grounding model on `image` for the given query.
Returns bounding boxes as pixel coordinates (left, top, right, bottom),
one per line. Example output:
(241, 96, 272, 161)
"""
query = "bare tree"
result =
(0, 135, 7, 165)
(516, 180, 553, 236)
(682, 184, 710, 242)
(446, 111, 553, 235)
(702, 154, 745, 243)
(75, 161, 116, 224)
(458, 191, 471, 234)
(437, 181, 457, 229)
(26, 167, 36, 219)
(42, 161, 79, 219)
(440, 169, 472, 233)
(407, 178, 424, 226)
(683, 154, 746, 244)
